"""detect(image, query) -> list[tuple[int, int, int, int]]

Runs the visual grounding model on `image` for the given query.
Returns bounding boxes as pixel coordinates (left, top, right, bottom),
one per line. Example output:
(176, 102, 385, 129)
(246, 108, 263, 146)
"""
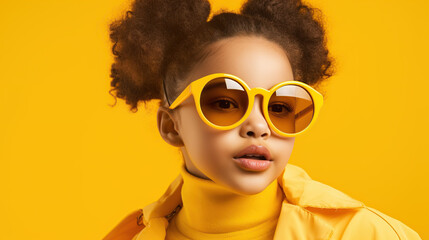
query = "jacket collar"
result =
(139, 163, 365, 239)
(279, 164, 365, 209)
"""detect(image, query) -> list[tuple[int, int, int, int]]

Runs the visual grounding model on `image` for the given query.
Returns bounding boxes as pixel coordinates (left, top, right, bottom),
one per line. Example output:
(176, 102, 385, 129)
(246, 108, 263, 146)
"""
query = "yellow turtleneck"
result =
(165, 163, 284, 240)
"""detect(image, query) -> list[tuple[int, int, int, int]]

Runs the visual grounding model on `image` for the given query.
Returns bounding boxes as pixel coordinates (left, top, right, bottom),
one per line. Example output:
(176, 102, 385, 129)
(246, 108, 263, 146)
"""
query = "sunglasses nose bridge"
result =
(239, 87, 272, 137)
(247, 88, 271, 109)
(246, 87, 271, 117)
(248, 87, 271, 100)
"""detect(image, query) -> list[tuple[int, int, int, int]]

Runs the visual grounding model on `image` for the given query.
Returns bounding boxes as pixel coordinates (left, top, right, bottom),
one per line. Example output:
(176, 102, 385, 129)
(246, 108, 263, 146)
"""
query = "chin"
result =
(229, 180, 270, 196)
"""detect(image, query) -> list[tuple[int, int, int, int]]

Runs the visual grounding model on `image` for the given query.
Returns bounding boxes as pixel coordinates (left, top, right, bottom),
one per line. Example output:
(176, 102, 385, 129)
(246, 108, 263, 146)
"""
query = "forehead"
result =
(185, 35, 294, 89)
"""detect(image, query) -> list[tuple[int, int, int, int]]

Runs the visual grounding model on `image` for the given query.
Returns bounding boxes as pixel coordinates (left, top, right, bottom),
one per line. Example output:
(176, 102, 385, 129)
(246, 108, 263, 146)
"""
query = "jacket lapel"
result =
(141, 174, 183, 226)
(279, 164, 365, 209)
(133, 175, 183, 240)
(274, 203, 335, 240)
(135, 164, 365, 240)
(273, 164, 365, 240)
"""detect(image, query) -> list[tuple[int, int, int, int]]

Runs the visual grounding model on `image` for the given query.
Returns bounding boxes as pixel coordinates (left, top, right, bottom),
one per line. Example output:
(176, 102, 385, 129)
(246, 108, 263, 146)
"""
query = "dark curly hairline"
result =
(161, 35, 294, 109)
(108, 1, 335, 113)
(159, 12, 306, 109)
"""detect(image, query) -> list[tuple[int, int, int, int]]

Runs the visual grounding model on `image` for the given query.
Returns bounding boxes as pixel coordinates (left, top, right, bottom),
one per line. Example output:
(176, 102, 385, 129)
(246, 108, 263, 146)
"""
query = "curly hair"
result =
(108, 0, 335, 112)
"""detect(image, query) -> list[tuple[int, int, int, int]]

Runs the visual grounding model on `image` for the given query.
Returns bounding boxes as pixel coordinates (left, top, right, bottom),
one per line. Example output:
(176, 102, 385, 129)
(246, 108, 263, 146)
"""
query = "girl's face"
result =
(161, 35, 296, 195)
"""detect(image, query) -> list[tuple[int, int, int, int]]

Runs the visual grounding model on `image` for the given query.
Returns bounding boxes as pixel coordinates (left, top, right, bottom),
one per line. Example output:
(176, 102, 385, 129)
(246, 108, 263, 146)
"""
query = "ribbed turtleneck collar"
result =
(175, 162, 284, 235)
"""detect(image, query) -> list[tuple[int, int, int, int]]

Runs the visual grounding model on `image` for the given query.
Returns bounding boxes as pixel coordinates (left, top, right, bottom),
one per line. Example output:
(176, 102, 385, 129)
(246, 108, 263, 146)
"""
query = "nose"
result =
(239, 95, 271, 139)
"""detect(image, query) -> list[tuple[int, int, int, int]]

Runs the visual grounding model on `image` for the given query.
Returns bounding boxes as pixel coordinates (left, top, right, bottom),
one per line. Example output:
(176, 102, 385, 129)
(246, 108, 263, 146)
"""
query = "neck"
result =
(177, 163, 284, 233)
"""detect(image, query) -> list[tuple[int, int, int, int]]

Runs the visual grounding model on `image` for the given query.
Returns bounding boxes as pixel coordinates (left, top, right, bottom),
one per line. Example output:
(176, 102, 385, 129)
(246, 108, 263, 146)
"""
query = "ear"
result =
(157, 106, 184, 147)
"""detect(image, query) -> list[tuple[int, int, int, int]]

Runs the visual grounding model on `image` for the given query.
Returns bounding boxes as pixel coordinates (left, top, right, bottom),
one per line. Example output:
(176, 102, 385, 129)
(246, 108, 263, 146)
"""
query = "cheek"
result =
(274, 137, 295, 165)
(177, 107, 238, 170)
(270, 138, 295, 182)
(177, 107, 221, 156)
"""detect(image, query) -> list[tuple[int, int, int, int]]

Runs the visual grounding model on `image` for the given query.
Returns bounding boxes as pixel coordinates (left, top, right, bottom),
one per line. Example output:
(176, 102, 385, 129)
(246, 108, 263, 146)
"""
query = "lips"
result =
(233, 144, 272, 161)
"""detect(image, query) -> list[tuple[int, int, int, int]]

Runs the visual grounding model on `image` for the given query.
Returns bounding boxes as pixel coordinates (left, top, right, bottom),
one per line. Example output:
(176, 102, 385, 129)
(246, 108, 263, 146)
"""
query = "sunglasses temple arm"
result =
(169, 85, 192, 109)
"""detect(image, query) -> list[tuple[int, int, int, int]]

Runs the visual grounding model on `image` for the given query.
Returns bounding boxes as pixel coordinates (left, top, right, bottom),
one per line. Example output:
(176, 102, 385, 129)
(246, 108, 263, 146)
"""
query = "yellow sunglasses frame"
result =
(169, 73, 323, 137)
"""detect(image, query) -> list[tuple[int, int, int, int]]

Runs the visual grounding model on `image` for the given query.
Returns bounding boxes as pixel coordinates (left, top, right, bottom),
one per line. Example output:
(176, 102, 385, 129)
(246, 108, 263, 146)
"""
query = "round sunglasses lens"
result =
(268, 85, 314, 134)
(200, 77, 248, 127)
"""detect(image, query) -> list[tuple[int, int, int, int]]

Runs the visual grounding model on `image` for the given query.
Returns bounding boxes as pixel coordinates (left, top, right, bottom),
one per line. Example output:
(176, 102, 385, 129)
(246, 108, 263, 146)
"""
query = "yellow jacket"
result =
(128, 163, 421, 240)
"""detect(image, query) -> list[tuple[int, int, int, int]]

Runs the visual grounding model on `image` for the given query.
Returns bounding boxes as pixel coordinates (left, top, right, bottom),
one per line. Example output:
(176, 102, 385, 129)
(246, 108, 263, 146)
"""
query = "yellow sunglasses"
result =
(168, 73, 323, 137)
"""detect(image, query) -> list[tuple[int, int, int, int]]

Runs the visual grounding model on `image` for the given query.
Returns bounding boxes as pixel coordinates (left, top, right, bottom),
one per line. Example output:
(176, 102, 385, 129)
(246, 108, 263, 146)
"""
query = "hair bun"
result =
(109, 0, 211, 112)
(240, 0, 334, 85)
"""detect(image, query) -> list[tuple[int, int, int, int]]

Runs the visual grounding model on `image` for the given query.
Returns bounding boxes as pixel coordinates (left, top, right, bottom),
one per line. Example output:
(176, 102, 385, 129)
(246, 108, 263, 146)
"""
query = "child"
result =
(104, 0, 422, 239)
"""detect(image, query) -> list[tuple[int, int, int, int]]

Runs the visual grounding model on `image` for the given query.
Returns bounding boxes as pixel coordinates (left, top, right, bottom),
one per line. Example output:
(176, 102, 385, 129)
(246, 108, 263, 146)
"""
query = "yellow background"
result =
(1, 0, 427, 239)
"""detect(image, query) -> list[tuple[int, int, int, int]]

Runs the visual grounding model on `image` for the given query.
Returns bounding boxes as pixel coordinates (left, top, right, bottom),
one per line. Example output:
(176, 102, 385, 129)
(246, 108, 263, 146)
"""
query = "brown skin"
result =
(157, 35, 295, 195)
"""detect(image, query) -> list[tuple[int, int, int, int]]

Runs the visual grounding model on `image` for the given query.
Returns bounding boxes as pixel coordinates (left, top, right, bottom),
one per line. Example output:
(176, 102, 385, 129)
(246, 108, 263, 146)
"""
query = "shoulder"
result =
(341, 206, 422, 240)
(303, 198, 422, 240)
(301, 197, 422, 240)
(281, 164, 421, 239)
